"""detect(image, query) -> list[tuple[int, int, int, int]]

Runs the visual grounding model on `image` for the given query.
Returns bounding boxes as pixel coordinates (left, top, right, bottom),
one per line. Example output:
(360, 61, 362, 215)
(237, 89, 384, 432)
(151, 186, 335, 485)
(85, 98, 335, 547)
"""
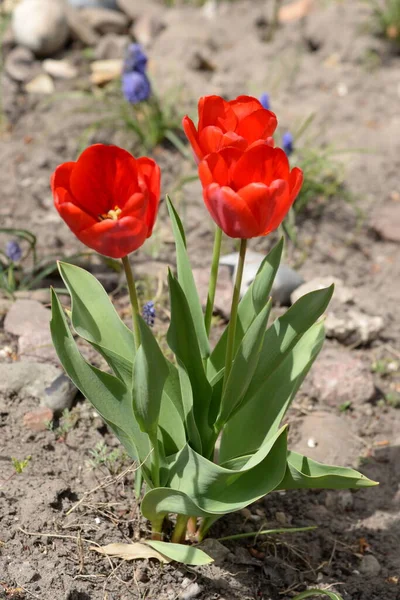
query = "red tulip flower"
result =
(183, 95, 277, 162)
(51, 144, 160, 259)
(198, 144, 303, 239)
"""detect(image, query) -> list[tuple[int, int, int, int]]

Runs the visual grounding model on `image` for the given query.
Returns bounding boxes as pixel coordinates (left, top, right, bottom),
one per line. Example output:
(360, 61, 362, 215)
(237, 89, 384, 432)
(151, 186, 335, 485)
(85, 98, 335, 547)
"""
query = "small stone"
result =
(291, 412, 362, 467)
(187, 50, 215, 72)
(94, 32, 130, 59)
(325, 310, 384, 346)
(371, 202, 400, 243)
(197, 538, 231, 565)
(134, 568, 149, 583)
(42, 373, 78, 412)
(4, 46, 38, 82)
(220, 250, 265, 297)
(180, 583, 202, 600)
(23, 407, 54, 432)
(131, 13, 166, 48)
(65, 3, 100, 46)
(12, 0, 69, 57)
(80, 7, 129, 34)
(68, 0, 118, 7)
(116, 0, 137, 20)
(272, 264, 304, 306)
(0, 297, 13, 316)
(291, 276, 353, 305)
(43, 59, 78, 79)
(275, 511, 287, 525)
(90, 58, 122, 85)
(359, 555, 381, 577)
(338, 490, 353, 511)
(25, 73, 55, 94)
(0, 361, 60, 398)
(309, 346, 375, 407)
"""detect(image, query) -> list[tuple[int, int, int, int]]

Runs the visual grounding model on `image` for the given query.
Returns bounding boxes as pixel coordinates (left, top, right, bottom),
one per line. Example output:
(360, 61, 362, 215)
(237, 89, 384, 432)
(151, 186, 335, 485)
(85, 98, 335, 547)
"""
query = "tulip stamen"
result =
(99, 206, 122, 221)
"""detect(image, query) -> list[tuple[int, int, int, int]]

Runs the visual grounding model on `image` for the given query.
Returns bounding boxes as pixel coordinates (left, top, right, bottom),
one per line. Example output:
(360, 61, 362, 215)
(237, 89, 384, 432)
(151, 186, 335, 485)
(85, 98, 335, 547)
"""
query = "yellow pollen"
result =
(99, 206, 122, 221)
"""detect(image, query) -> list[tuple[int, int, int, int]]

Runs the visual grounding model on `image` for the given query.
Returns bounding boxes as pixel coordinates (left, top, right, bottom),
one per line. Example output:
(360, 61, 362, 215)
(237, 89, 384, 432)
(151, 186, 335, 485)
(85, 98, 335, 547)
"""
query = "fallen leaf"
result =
(91, 542, 171, 563)
(279, 0, 313, 23)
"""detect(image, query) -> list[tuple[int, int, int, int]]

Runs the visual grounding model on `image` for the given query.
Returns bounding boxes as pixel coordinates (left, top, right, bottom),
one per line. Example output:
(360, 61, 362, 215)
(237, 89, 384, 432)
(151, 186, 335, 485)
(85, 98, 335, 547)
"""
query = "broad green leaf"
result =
(215, 300, 271, 430)
(293, 589, 344, 600)
(167, 271, 212, 447)
(143, 426, 287, 520)
(278, 451, 378, 490)
(58, 262, 135, 385)
(50, 289, 151, 475)
(167, 197, 210, 359)
(177, 365, 202, 454)
(158, 362, 188, 457)
(220, 321, 325, 462)
(208, 238, 283, 380)
(132, 316, 169, 435)
(145, 541, 213, 565)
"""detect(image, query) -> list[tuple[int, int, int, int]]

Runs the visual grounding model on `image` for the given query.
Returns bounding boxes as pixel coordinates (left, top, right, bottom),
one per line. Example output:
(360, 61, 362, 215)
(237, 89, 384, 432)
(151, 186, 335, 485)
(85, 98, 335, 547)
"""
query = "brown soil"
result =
(1, 1, 400, 599)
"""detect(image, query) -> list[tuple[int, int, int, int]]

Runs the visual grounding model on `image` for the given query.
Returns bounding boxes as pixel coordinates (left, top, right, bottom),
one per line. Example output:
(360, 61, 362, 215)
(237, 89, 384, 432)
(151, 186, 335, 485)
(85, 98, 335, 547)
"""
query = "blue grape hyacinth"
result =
(282, 131, 294, 156)
(260, 92, 271, 110)
(6, 240, 22, 262)
(142, 301, 156, 327)
(122, 43, 151, 104)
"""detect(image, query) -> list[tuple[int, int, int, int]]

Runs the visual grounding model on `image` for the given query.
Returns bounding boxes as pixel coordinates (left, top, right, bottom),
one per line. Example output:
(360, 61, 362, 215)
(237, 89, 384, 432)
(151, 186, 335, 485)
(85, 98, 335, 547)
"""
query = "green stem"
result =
(222, 239, 247, 394)
(151, 514, 165, 540)
(216, 526, 317, 542)
(204, 226, 223, 337)
(171, 514, 189, 544)
(121, 255, 141, 351)
(149, 431, 160, 489)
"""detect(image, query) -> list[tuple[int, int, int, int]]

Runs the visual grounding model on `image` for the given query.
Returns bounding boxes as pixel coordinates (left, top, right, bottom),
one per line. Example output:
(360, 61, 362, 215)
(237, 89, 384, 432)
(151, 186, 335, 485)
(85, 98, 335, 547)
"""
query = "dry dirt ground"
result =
(1, 1, 400, 599)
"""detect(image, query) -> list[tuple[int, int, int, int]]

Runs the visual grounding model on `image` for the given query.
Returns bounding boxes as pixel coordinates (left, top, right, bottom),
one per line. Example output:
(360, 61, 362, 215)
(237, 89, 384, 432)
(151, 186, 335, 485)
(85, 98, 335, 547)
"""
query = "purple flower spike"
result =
(122, 71, 151, 104)
(282, 131, 294, 156)
(123, 43, 148, 75)
(142, 301, 156, 327)
(260, 92, 271, 110)
(6, 240, 22, 262)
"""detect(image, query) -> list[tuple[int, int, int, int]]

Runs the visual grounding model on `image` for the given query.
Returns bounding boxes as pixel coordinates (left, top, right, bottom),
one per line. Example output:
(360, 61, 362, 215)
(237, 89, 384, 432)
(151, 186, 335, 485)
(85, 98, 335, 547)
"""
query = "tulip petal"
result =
(289, 167, 304, 202)
(235, 109, 278, 144)
(198, 95, 238, 133)
(57, 199, 97, 233)
(70, 145, 140, 217)
(198, 152, 230, 188)
(199, 126, 248, 156)
(232, 145, 290, 190)
(51, 162, 75, 198)
(229, 95, 265, 120)
(262, 179, 292, 235)
(136, 157, 161, 236)
(182, 115, 203, 162)
(237, 183, 275, 234)
(203, 183, 261, 239)
(78, 216, 148, 259)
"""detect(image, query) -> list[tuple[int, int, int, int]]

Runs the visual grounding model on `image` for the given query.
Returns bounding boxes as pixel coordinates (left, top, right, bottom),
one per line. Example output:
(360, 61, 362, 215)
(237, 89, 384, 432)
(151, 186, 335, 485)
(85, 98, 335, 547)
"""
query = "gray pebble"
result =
(180, 582, 202, 600)
(42, 373, 78, 412)
(359, 555, 381, 577)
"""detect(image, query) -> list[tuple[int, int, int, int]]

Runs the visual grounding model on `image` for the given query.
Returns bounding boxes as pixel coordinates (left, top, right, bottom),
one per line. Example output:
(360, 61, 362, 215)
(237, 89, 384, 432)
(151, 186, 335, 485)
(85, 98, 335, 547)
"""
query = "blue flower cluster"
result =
(122, 43, 151, 104)
(142, 301, 156, 327)
(6, 240, 22, 262)
(259, 92, 294, 156)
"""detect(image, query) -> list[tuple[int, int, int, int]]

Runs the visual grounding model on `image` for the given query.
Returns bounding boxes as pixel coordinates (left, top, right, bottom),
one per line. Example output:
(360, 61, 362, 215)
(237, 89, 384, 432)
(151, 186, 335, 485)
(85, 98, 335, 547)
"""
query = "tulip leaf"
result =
(277, 451, 378, 490)
(293, 590, 344, 600)
(145, 541, 213, 566)
(58, 262, 135, 385)
(177, 365, 202, 455)
(208, 238, 283, 380)
(132, 316, 170, 435)
(50, 289, 151, 475)
(220, 321, 325, 462)
(215, 300, 272, 430)
(143, 427, 287, 521)
(167, 196, 210, 360)
(158, 362, 189, 457)
(167, 270, 213, 450)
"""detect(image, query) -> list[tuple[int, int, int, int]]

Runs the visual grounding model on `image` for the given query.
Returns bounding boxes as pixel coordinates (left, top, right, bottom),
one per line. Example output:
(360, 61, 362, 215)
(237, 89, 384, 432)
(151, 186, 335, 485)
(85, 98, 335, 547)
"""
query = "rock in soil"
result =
(359, 555, 381, 577)
(68, 0, 118, 8)
(12, 0, 69, 57)
(371, 202, 400, 243)
(271, 264, 304, 306)
(291, 276, 354, 305)
(308, 346, 375, 407)
(42, 59, 78, 79)
(65, 3, 100, 46)
(198, 538, 232, 565)
(4, 299, 57, 362)
(4, 46, 39, 83)
(116, 0, 138, 20)
(131, 13, 166, 48)
(23, 406, 54, 431)
(80, 7, 129, 34)
(95, 32, 130, 59)
(0, 361, 60, 399)
(180, 582, 202, 600)
(290, 411, 363, 467)
(325, 309, 384, 346)
(42, 373, 78, 412)
(25, 73, 55, 95)
(192, 265, 233, 319)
